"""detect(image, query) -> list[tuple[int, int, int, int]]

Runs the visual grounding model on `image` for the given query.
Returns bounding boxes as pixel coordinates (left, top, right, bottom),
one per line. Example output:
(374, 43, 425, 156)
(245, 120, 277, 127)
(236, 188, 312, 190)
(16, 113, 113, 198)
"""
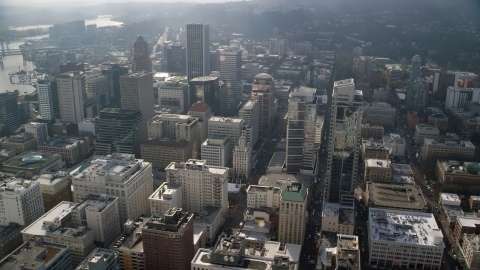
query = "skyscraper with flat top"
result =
(56, 71, 87, 124)
(251, 73, 275, 135)
(326, 79, 363, 206)
(410, 55, 421, 82)
(132, 36, 152, 73)
(219, 48, 242, 115)
(186, 24, 210, 82)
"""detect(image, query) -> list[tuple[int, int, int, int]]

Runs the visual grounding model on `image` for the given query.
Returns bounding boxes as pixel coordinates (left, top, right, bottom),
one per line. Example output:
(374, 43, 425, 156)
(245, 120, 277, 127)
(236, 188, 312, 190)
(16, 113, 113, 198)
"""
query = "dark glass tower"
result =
(189, 76, 227, 116)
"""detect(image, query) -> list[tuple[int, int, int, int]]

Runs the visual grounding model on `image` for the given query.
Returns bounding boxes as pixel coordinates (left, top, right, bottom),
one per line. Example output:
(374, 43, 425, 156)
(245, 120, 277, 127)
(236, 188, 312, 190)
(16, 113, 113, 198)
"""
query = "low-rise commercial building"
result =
(361, 124, 384, 140)
(460, 233, 480, 270)
(364, 158, 392, 182)
(365, 182, 427, 212)
(246, 185, 281, 210)
(414, 124, 439, 146)
(454, 217, 480, 243)
(436, 160, 480, 189)
(391, 163, 414, 183)
(423, 139, 475, 161)
(2, 151, 65, 178)
(38, 137, 89, 167)
(321, 202, 355, 235)
(362, 139, 389, 160)
(367, 208, 444, 269)
(383, 133, 406, 157)
(76, 247, 118, 270)
(0, 133, 37, 153)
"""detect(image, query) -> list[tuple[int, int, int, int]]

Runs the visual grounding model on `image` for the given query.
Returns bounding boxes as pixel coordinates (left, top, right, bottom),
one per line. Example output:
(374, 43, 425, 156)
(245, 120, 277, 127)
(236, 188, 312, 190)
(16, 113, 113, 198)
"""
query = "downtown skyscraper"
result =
(219, 47, 242, 116)
(406, 55, 427, 111)
(186, 24, 210, 82)
(132, 35, 152, 73)
(325, 79, 363, 206)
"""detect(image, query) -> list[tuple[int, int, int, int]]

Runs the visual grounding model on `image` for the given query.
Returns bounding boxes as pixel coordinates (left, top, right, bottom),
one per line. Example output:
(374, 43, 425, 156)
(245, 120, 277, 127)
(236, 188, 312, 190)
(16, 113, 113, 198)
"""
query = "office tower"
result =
(208, 116, 244, 157)
(210, 50, 220, 72)
(219, 48, 242, 115)
(188, 101, 212, 153)
(36, 79, 55, 120)
(95, 108, 144, 156)
(120, 72, 154, 136)
(59, 62, 85, 73)
(189, 76, 227, 116)
(164, 45, 186, 73)
(71, 194, 121, 248)
(24, 122, 49, 146)
(233, 135, 251, 181)
(278, 183, 307, 245)
(141, 139, 192, 170)
(406, 79, 428, 111)
(67, 20, 86, 36)
(72, 153, 153, 225)
(132, 36, 152, 73)
(0, 179, 44, 226)
(251, 73, 275, 135)
(239, 100, 259, 146)
(0, 92, 20, 133)
(286, 86, 317, 175)
(101, 63, 129, 103)
(149, 183, 182, 217)
(86, 74, 110, 109)
(56, 71, 87, 124)
(157, 76, 189, 113)
(186, 23, 210, 82)
(165, 159, 228, 215)
(445, 86, 480, 110)
(326, 79, 363, 205)
(146, 114, 198, 158)
(142, 208, 194, 270)
(201, 135, 231, 167)
(410, 55, 421, 82)
(1, 236, 72, 270)
(36, 172, 73, 212)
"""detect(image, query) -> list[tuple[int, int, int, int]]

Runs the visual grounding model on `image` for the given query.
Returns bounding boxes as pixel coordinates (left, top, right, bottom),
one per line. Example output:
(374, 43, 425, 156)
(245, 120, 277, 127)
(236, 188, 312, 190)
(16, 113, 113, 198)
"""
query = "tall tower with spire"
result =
(132, 35, 152, 73)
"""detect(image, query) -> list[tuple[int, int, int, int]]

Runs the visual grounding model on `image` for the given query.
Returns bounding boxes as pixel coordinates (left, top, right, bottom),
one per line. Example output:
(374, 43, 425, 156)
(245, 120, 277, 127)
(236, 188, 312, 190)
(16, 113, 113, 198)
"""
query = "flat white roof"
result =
(21, 201, 76, 236)
(440, 193, 461, 205)
(366, 158, 390, 168)
(368, 208, 444, 247)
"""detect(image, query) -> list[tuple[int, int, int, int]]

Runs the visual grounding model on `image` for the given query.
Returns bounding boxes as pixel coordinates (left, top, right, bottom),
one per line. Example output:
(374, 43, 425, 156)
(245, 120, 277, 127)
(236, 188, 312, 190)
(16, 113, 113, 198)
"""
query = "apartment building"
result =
(149, 183, 182, 217)
(367, 208, 444, 269)
(72, 153, 153, 225)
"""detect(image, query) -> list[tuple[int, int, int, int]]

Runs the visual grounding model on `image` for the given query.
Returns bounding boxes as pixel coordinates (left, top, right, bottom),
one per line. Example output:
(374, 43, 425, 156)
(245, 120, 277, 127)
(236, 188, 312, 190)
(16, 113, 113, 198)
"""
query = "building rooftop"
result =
(247, 185, 281, 195)
(267, 152, 285, 170)
(189, 101, 211, 113)
(366, 158, 390, 168)
(76, 248, 117, 270)
(166, 159, 229, 176)
(209, 117, 244, 123)
(0, 178, 38, 194)
(190, 76, 219, 82)
(3, 151, 61, 170)
(457, 217, 480, 228)
(194, 206, 222, 225)
(149, 183, 181, 202)
(73, 194, 117, 213)
(425, 138, 475, 149)
(437, 160, 480, 176)
(281, 183, 307, 203)
(367, 182, 426, 211)
(39, 137, 84, 149)
(111, 217, 148, 253)
(0, 224, 23, 245)
(440, 193, 461, 205)
(416, 124, 439, 132)
(337, 234, 360, 270)
(258, 173, 312, 190)
(334, 78, 354, 87)
(21, 201, 76, 237)
(144, 208, 193, 233)
(241, 100, 258, 111)
(368, 208, 444, 247)
(142, 138, 190, 148)
(391, 163, 414, 183)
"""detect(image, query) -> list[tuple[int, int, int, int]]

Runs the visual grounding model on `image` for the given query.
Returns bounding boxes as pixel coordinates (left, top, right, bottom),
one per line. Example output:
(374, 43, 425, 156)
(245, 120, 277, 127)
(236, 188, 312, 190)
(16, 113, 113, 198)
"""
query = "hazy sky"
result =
(0, 0, 230, 5)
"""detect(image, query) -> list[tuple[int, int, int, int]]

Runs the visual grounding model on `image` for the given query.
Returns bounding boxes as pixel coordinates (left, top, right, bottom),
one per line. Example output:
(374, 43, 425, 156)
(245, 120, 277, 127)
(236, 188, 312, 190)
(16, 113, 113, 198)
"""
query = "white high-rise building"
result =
(86, 74, 110, 109)
(0, 178, 44, 226)
(149, 183, 182, 217)
(208, 117, 244, 156)
(71, 194, 120, 248)
(36, 79, 54, 121)
(239, 100, 259, 146)
(56, 71, 87, 123)
(157, 76, 189, 113)
(165, 159, 228, 215)
(186, 24, 210, 82)
(326, 79, 363, 205)
(24, 122, 49, 146)
(72, 153, 153, 225)
(201, 135, 231, 166)
(233, 135, 251, 181)
(219, 48, 242, 115)
(286, 86, 317, 175)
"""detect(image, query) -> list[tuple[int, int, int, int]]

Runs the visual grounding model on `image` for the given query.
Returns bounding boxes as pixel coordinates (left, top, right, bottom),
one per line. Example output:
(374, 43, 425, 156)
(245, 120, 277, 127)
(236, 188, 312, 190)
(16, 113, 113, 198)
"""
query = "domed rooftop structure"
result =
(254, 73, 273, 81)
(136, 35, 146, 43)
(22, 155, 43, 164)
(189, 101, 211, 113)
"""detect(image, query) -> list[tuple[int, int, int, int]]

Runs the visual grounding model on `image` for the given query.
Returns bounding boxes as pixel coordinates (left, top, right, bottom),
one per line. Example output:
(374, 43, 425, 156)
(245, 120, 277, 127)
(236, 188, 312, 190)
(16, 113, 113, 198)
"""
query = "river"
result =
(0, 15, 123, 94)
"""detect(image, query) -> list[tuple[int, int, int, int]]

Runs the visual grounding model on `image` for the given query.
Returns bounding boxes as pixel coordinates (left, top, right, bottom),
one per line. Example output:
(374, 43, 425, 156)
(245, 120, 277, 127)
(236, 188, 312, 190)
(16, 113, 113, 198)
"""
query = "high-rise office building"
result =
(0, 178, 44, 226)
(219, 48, 242, 115)
(208, 116, 244, 157)
(142, 208, 194, 270)
(24, 122, 49, 146)
(0, 92, 20, 133)
(233, 135, 251, 181)
(101, 63, 129, 103)
(201, 135, 231, 167)
(165, 159, 228, 215)
(132, 36, 152, 73)
(326, 79, 363, 205)
(239, 100, 259, 146)
(189, 76, 228, 116)
(251, 73, 275, 135)
(56, 71, 87, 124)
(186, 24, 210, 81)
(406, 79, 428, 111)
(164, 45, 186, 73)
(95, 108, 144, 156)
(157, 76, 189, 113)
(72, 153, 153, 225)
(278, 183, 307, 245)
(36, 79, 55, 121)
(36, 172, 73, 212)
(86, 74, 110, 109)
(120, 72, 155, 138)
(188, 101, 212, 153)
(286, 86, 317, 175)
(410, 55, 421, 82)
